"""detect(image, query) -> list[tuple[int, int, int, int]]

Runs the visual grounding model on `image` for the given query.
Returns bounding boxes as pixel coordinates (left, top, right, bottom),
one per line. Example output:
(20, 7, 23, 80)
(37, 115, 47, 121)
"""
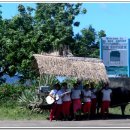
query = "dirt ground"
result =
(0, 114, 130, 128)
(0, 119, 130, 128)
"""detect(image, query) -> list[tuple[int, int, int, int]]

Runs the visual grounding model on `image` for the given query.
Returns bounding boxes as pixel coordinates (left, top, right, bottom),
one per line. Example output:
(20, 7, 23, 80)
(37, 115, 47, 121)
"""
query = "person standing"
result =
(101, 82, 112, 119)
(71, 83, 82, 120)
(90, 82, 97, 117)
(54, 83, 63, 121)
(62, 82, 71, 120)
(77, 79, 83, 90)
(82, 84, 92, 119)
(49, 83, 63, 121)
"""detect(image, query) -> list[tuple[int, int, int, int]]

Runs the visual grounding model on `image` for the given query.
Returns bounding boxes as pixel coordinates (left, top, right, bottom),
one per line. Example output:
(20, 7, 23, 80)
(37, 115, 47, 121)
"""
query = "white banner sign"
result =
(101, 37, 128, 67)
(102, 37, 128, 50)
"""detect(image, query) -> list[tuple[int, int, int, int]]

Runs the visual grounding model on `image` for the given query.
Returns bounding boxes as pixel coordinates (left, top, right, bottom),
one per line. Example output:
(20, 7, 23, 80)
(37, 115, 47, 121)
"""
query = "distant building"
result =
(100, 37, 130, 77)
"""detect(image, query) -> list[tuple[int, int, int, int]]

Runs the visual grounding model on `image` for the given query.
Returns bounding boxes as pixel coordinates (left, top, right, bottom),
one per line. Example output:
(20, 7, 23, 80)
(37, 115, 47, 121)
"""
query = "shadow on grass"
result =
(71, 113, 130, 121)
(107, 113, 130, 120)
(46, 113, 130, 121)
(88, 113, 130, 120)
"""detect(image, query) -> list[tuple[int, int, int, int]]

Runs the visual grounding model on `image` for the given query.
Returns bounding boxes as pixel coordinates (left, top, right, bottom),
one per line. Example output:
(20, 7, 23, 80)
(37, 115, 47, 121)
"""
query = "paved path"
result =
(0, 119, 130, 128)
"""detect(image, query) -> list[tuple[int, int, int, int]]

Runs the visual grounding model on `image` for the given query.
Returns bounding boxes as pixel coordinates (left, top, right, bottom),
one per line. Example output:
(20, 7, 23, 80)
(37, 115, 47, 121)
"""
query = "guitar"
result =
(46, 91, 71, 104)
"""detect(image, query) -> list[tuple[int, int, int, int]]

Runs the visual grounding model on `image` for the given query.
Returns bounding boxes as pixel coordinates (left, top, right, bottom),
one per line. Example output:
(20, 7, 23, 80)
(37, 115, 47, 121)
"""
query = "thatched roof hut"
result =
(33, 54, 109, 83)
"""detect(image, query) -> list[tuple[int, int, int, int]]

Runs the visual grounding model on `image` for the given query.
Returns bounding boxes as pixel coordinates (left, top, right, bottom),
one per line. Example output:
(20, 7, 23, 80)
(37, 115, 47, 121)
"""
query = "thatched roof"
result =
(33, 54, 109, 83)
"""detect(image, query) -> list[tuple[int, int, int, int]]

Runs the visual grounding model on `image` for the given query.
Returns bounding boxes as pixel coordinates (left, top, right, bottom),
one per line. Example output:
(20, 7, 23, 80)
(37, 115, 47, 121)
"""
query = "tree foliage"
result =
(0, 3, 106, 84)
(0, 4, 37, 83)
(34, 3, 86, 55)
(71, 25, 106, 58)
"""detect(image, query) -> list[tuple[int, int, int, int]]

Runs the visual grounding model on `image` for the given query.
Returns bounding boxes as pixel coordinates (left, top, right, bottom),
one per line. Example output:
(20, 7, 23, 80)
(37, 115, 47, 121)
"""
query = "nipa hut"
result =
(33, 53, 109, 83)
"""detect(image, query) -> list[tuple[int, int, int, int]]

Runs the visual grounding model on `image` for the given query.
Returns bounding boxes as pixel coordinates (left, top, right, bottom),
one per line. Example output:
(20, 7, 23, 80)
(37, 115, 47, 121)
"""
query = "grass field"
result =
(0, 106, 50, 120)
(109, 104, 130, 115)
(0, 99, 130, 120)
(0, 100, 49, 120)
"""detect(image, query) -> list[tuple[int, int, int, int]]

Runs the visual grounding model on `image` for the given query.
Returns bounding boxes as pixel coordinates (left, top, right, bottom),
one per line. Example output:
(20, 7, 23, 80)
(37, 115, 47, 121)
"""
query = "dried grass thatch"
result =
(33, 54, 109, 83)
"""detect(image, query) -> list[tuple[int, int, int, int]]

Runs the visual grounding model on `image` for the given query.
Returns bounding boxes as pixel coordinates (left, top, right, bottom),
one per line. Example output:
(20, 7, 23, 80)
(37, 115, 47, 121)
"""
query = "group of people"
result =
(48, 80, 112, 121)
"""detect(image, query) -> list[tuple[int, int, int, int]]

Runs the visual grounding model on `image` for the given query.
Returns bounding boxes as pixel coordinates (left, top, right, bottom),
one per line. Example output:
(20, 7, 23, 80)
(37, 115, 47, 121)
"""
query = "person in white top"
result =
(76, 79, 83, 90)
(49, 83, 63, 121)
(101, 82, 112, 118)
(61, 82, 71, 120)
(82, 84, 91, 119)
(71, 83, 82, 120)
(90, 82, 97, 116)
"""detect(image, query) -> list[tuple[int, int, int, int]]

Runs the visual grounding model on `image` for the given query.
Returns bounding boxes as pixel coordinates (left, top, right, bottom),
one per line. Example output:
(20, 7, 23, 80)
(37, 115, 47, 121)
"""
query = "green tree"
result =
(0, 3, 107, 84)
(72, 25, 106, 58)
(34, 3, 87, 56)
(0, 4, 38, 83)
(94, 30, 106, 57)
(71, 25, 96, 57)
(98, 30, 106, 38)
(0, 3, 87, 84)
(0, 5, 7, 84)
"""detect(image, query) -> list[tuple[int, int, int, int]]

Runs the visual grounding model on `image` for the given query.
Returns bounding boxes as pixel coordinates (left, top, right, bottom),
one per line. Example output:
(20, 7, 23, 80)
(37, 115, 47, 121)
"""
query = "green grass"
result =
(0, 99, 130, 120)
(109, 104, 130, 115)
(0, 100, 49, 120)
(0, 107, 49, 120)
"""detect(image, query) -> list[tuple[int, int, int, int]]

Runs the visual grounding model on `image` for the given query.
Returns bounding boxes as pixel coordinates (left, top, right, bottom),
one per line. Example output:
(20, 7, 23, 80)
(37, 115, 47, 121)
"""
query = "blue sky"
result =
(0, 2, 130, 37)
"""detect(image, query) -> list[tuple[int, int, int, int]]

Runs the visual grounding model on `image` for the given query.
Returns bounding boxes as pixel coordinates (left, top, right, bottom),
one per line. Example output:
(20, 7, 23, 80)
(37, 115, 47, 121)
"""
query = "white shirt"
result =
(102, 89, 112, 101)
(82, 89, 91, 102)
(55, 90, 63, 104)
(71, 89, 81, 99)
(62, 89, 71, 102)
(91, 88, 97, 99)
(49, 89, 63, 104)
(49, 89, 57, 97)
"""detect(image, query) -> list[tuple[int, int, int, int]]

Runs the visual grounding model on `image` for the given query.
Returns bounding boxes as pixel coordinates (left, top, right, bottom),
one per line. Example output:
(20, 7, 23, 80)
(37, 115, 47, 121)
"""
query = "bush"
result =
(63, 77, 77, 88)
(18, 89, 40, 107)
(37, 74, 59, 89)
(0, 83, 35, 101)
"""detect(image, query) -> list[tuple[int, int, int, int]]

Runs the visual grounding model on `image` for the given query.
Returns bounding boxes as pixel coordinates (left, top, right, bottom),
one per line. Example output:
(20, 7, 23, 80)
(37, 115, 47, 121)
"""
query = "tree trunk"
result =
(59, 45, 69, 57)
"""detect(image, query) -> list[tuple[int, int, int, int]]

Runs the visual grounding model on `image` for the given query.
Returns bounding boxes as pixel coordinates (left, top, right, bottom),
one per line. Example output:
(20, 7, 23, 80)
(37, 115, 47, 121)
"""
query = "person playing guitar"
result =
(49, 83, 63, 121)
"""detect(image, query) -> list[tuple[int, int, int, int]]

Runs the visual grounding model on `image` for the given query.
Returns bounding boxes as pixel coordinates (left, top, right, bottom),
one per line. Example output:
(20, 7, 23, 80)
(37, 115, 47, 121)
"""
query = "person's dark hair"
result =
(62, 82, 67, 86)
(73, 83, 78, 87)
(56, 83, 61, 87)
(83, 83, 90, 89)
(104, 82, 109, 87)
(53, 84, 57, 88)
(90, 82, 94, 88)
(77, 79, 82, 84)
(53, 83, 61, 89)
